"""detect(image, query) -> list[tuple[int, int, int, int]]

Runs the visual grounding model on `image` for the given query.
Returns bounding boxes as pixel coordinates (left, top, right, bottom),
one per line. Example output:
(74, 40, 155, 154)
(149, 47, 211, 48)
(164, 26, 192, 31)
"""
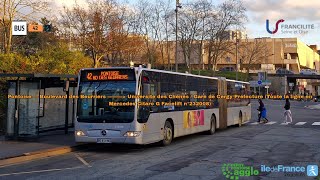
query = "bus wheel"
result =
(162, 121, 173, 146)
(238, 111, 243, 127)
(206, 116, 216, 135)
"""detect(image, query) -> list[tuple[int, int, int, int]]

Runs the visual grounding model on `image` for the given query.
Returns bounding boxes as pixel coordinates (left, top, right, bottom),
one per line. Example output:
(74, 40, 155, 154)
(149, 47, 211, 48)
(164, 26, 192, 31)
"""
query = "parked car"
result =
(276, 68, 294, 74)
(300, 69, 318, 75)
(219, 67, 235, 72)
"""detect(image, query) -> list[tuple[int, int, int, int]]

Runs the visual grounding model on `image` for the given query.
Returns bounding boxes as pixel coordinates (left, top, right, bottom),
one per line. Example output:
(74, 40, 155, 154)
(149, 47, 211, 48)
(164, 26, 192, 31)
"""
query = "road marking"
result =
(265, 121, 276, 125)
(294, 122, 306, 125)
(295, 122, 306, 125)
(280, 122, 289, 125)
(312, 122, 320, 125)
(0, 167, 82, 177)
(75, 154, 91, 167)
(250, 122, 259, 125)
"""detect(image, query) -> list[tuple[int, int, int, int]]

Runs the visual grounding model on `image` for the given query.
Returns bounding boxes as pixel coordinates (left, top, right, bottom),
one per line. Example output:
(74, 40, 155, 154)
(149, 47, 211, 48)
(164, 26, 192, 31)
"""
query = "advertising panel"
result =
(183, 110, 204, 128)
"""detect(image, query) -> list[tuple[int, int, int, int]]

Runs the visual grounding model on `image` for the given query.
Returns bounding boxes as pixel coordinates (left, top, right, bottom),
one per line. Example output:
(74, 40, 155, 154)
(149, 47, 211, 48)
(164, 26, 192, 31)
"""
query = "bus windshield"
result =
(77, 81, 136, 123)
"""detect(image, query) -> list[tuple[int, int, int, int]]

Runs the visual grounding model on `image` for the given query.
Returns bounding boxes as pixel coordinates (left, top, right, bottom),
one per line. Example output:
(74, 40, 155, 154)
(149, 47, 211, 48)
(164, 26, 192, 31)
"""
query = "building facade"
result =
(216, 38, 320, 74)
(163, 38, 320, 73)
(160, 37, 320, 95)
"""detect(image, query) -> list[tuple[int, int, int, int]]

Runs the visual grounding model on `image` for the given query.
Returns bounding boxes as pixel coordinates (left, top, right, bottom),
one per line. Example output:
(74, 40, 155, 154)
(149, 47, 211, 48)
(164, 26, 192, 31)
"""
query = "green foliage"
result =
(0, 53, 29, 73)
(0, 43, 93, 74)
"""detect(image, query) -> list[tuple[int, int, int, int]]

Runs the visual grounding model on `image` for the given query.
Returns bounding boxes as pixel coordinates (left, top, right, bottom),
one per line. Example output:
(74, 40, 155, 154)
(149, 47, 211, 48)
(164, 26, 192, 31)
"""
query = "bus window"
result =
(77, 81, 136, 123)
(207, 79, 218, 108)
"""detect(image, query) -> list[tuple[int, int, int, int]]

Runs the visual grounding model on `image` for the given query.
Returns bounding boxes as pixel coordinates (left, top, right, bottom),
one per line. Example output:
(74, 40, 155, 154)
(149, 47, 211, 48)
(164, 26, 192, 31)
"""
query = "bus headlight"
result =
(124, 131, 141, 137)
(76, 130, 86, 136)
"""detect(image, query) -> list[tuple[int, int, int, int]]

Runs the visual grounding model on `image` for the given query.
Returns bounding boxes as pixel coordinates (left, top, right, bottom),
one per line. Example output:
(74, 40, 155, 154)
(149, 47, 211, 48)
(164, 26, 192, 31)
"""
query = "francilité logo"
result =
(222, 163, 259, 179)
(266, 19, 285, 34)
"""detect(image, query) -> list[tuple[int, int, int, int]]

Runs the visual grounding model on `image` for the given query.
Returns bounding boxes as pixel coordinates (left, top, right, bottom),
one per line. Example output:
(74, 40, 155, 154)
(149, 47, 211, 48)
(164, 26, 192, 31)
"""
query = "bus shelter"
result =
(0, 74, 77, 140)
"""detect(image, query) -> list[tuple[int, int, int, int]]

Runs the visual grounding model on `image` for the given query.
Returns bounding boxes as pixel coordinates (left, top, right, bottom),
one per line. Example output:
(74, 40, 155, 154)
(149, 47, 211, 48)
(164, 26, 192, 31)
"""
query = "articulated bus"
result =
(75, 67, 251, 145)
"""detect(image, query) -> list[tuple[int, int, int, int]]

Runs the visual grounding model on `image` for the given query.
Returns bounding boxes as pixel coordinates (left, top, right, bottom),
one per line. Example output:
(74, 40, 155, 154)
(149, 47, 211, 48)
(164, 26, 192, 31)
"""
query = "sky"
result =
(49, 0, 320, 47)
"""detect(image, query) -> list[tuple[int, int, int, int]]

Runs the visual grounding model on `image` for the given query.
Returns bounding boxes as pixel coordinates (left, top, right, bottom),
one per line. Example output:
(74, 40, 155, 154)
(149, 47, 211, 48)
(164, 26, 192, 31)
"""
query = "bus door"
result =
(218, 77, 227, 129)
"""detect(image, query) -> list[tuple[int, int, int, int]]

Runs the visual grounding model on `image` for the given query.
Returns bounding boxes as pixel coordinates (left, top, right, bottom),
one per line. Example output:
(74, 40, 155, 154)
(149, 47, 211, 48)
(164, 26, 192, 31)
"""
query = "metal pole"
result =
(37, 80, 41, 136)
(175, 7, 178, 72)
(284, 75, 287, 95)
(65, 80, 69, 134)
(14, 78, 20, 138)
(72, 86, 75, 127)
(175, 0, 182, 72)
(65, 89, 69, 134)
(236, 39, 238, 80)
(259, 86, 261, 95)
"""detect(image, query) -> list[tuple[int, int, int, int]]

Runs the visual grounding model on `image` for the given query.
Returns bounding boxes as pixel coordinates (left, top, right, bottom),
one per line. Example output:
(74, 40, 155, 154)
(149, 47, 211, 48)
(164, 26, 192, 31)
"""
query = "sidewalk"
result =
(0, 131, 78, 160)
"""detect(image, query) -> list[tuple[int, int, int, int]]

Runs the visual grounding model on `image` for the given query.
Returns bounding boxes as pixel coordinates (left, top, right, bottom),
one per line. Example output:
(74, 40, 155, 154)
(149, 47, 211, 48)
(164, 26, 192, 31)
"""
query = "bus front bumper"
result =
(75, 135, 144, 144)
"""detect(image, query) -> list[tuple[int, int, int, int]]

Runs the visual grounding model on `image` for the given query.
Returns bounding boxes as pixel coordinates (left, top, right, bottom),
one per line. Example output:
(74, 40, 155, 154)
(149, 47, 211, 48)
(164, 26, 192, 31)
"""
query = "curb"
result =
(0, 144, 87, 167)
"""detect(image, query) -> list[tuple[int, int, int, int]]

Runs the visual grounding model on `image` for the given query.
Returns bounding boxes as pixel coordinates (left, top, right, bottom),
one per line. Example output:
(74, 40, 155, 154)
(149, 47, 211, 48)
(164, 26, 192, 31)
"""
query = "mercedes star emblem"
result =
(101, 130, 107, 136)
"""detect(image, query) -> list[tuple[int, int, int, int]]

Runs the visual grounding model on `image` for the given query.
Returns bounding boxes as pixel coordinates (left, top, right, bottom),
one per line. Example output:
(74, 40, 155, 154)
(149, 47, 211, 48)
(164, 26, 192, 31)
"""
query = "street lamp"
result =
(175, 0, 182, 72)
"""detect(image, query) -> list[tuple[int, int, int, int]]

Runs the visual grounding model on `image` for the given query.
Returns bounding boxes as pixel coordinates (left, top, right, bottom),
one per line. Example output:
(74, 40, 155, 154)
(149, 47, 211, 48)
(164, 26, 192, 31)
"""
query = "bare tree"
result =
(132, 0, 175, 68)
(61, 0, 148, 67)
(239, 38, 272, 80)
(58, 0, 247, 71)
(206, 0, 247, 71)
(178, 2, 203, 72)
(106, 4, 145, 66)
(150, 1, 166, 68)
(61, 3, 90, 51)
(134, 0, 154, 65)
(0, 0, 48, 53)
(174, 0, 246, 73)
(159, 0, 174, 70)
(192, 0, 212, 71)
(61, 0, 120, 67)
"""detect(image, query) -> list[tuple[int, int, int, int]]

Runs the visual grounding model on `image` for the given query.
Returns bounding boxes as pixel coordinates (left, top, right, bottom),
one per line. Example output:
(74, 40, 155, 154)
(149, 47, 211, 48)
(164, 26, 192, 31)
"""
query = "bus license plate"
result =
(97, 138, 111, 143)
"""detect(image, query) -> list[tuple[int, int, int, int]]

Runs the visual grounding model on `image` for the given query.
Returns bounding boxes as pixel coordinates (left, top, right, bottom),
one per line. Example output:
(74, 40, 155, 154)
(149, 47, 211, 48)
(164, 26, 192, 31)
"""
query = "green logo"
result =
(222, 163, 259, 179)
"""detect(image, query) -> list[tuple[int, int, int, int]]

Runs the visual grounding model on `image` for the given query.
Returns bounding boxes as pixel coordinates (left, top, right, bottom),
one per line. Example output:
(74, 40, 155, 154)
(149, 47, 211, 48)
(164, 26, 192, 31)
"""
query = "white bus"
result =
(75, 67, 251, 145)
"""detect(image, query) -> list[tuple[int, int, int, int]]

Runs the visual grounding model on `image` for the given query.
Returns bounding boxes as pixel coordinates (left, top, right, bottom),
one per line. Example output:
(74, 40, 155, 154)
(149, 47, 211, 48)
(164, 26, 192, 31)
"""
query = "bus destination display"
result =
(81, 69, 135, 81)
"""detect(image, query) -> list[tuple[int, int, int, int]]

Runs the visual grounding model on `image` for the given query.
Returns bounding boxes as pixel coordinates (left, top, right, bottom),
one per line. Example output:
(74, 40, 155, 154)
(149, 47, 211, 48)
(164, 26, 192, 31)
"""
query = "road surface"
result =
(0, 100, 319, 180)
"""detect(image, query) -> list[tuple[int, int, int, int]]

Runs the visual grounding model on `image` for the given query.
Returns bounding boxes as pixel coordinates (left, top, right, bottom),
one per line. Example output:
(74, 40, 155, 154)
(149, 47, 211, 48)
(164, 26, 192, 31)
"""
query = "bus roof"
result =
(80, 67, 249, 84)
(80, 67, 135, 71)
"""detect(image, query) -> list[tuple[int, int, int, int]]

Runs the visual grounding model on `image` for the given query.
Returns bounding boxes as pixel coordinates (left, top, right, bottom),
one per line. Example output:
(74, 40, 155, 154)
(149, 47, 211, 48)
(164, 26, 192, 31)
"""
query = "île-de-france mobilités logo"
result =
(266, 19, 285, 34)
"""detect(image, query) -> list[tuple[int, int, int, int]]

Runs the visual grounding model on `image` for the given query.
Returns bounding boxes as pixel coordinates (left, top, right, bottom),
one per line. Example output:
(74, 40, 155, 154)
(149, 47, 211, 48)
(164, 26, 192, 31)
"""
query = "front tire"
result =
(161, 121, 173, 146)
